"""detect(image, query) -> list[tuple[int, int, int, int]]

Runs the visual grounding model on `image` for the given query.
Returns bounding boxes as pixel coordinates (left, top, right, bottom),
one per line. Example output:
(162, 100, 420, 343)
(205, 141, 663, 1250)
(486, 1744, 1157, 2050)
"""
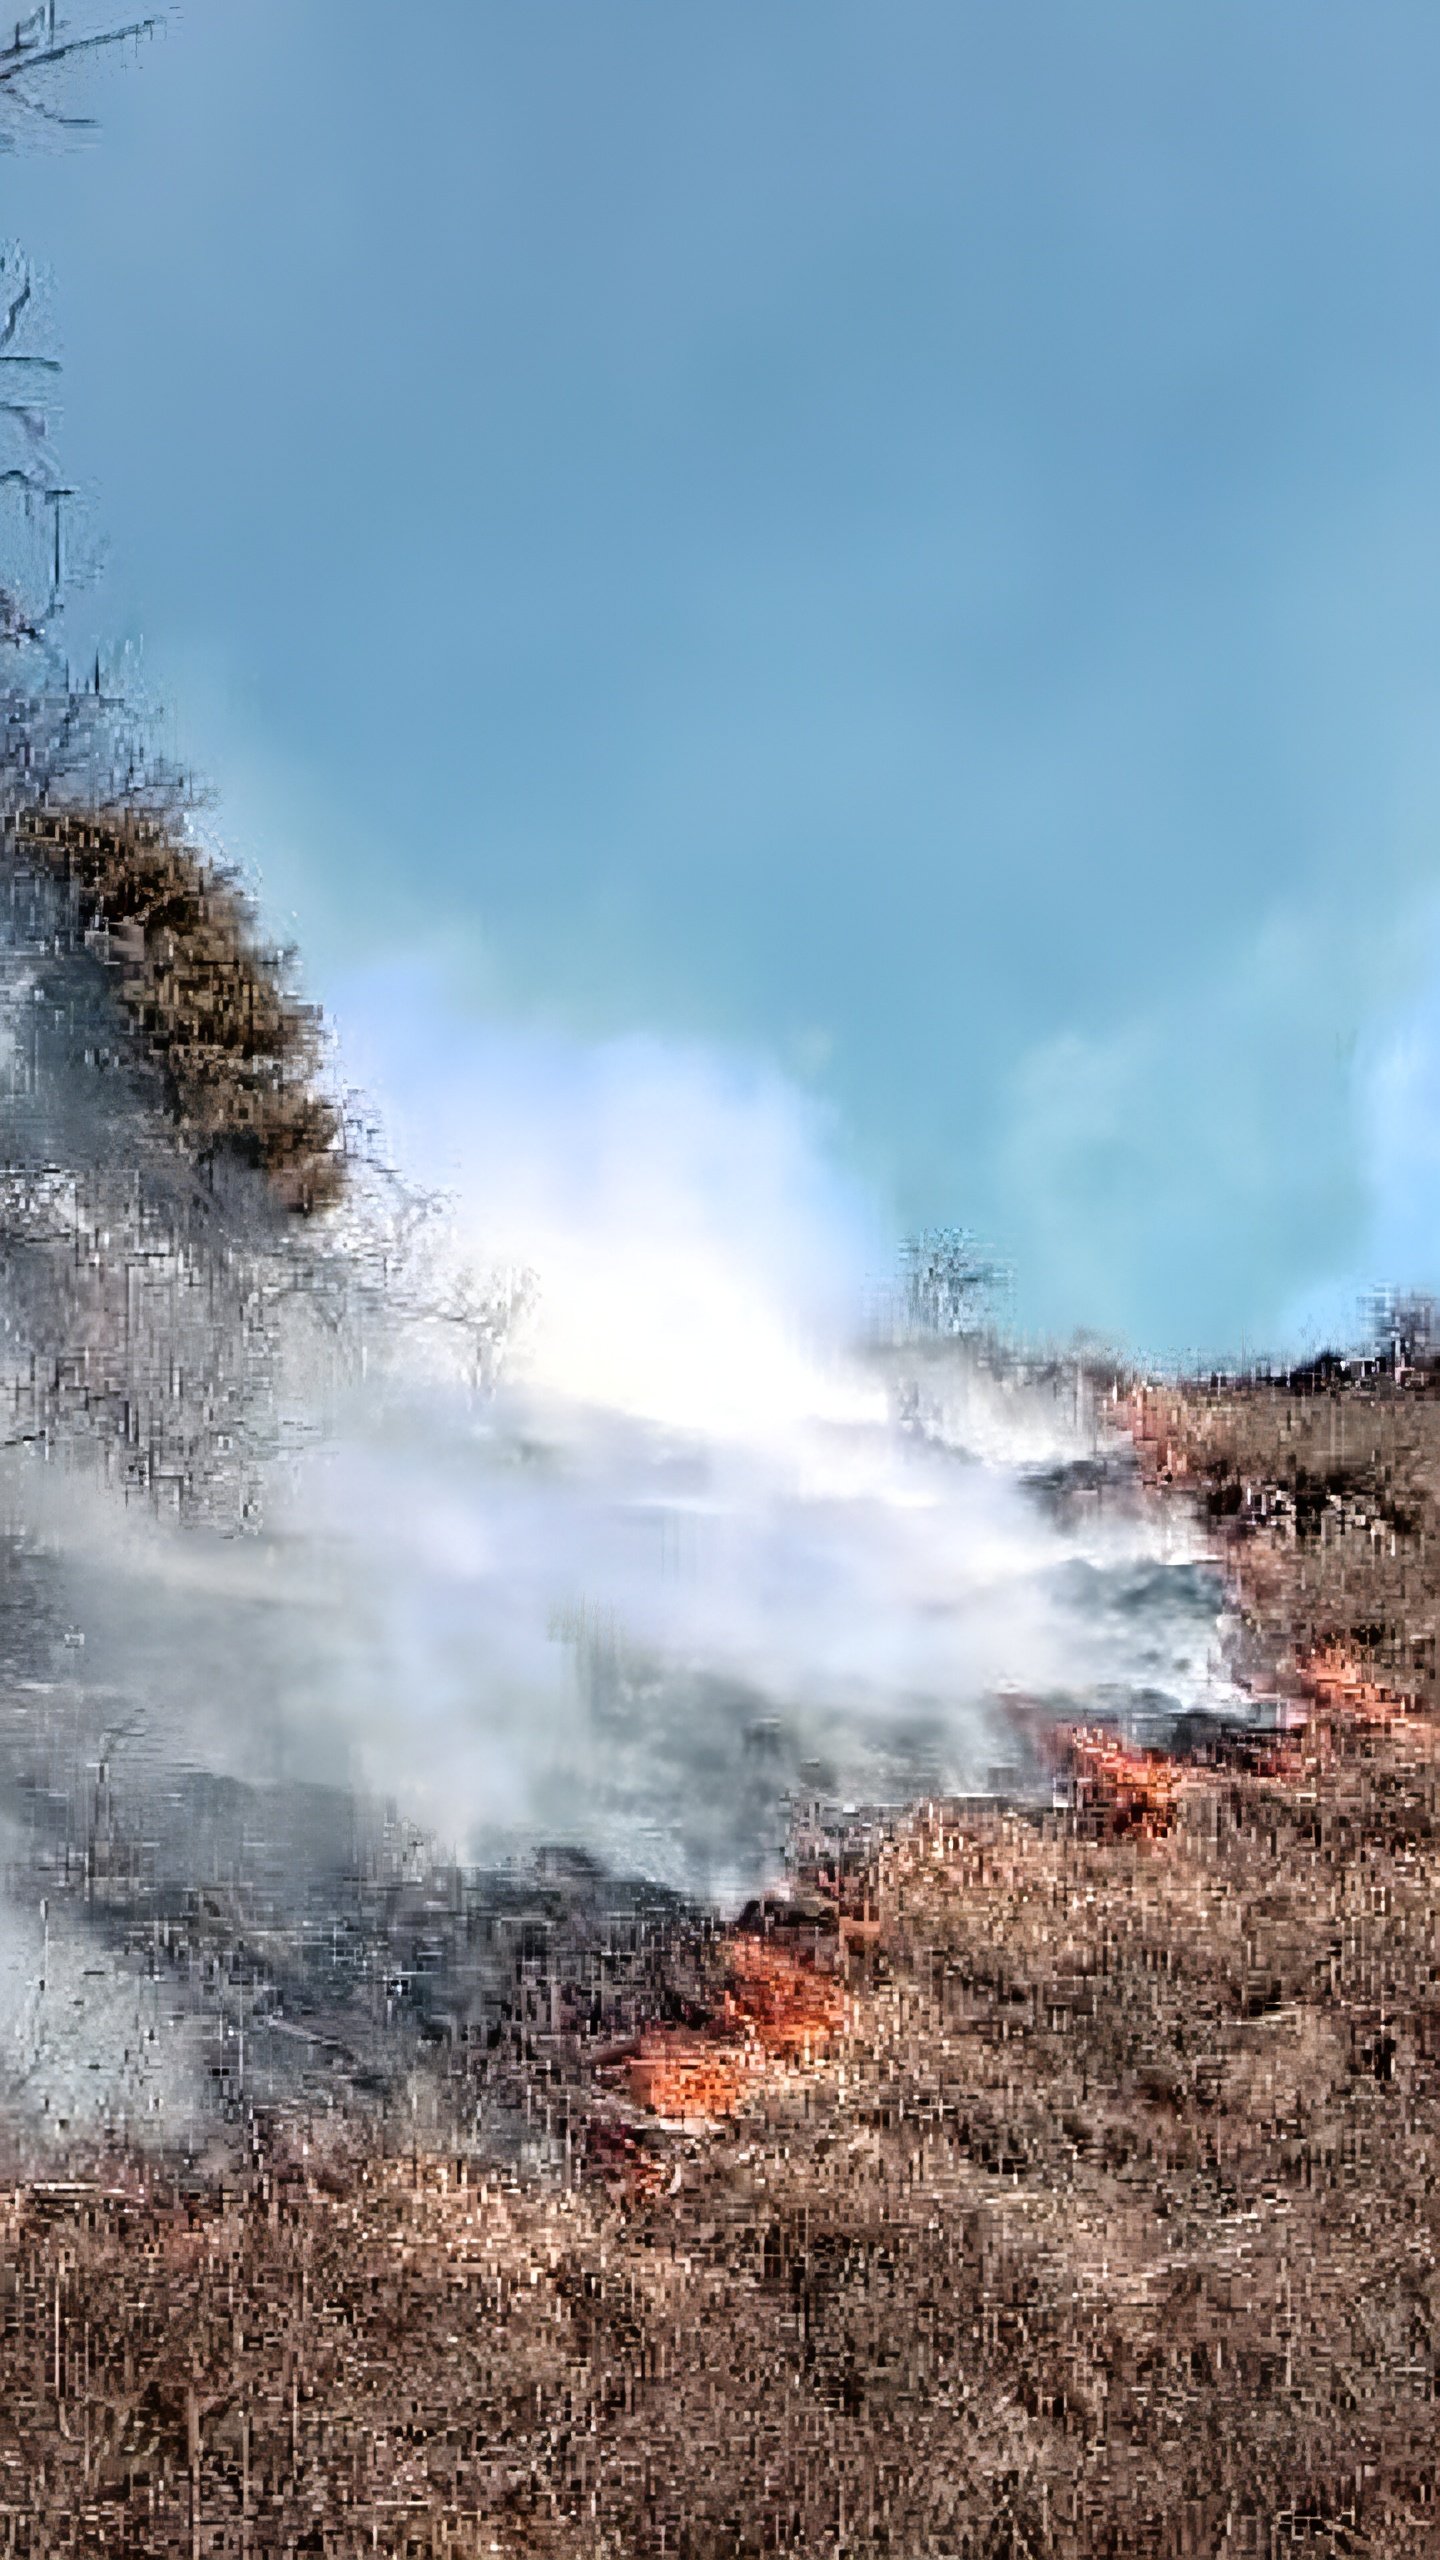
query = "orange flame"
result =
(610, 1936, 850, 2128)
(1058, 1726, 1181, 1834)
(720, 1935, 849, 2059)
(620, 2031, 755, 2125)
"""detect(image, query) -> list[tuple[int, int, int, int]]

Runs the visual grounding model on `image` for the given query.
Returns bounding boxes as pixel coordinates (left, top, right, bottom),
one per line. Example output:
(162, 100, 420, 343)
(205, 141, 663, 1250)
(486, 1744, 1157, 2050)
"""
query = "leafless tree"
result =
(0, 5, 157, 141)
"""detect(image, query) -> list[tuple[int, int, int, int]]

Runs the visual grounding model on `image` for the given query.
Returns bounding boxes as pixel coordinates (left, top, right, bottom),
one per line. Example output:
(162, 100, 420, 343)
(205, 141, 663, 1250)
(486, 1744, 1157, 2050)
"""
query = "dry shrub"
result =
(14, 804, 345, 1213)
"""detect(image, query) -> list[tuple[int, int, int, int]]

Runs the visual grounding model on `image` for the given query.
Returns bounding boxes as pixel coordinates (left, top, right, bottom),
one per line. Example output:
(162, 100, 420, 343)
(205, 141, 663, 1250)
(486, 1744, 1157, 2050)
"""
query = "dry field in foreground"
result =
(3, 1377, 1440, 2555)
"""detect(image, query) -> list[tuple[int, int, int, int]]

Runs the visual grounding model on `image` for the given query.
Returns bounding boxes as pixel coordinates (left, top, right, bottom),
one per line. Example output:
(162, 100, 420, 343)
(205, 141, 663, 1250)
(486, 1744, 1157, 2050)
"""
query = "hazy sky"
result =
(13, 2, 1440, 1360)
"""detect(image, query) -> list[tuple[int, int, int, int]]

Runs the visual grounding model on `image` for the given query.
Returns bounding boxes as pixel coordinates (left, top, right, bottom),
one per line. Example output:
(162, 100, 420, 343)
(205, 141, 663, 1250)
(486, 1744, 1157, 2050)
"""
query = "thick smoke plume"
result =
(0, 782, 1247, 2151)
(0, 338, 1245, 2142)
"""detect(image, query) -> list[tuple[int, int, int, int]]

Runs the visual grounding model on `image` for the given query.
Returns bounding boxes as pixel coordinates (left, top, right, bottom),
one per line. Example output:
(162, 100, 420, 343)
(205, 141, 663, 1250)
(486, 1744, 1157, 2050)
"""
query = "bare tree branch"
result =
(0, 398, 47, 442)
(0, 15, 159, 93)
(0, 274, 32, 350)
(4, 82, 98, 128)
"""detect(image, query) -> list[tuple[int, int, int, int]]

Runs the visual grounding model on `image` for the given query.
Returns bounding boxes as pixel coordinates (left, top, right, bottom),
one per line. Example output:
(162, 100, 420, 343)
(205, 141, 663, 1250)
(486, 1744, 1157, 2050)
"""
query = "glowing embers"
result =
(1050, 1649, 1422, 1833)
(610, 1934, 850, 2129)
(1052, 1724, 1183, 1836)
(719, 1931, 850, 2060)
(1296, 1644, 1416, 1729)
(620, 2033, 754, 2126)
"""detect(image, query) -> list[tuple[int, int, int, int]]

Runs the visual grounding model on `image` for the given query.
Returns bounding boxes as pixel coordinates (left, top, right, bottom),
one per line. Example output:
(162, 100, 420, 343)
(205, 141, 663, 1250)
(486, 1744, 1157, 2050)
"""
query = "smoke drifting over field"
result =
(0, 846, 1250, 2142)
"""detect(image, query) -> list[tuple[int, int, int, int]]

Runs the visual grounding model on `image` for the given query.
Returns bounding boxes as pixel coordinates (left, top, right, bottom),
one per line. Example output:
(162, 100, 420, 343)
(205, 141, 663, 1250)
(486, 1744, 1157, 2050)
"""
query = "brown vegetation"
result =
(1125, 1372, 1440, 1709)
(7, 1701, 1440, 2555)
(14, 806, 345, 1213)
(3, 1376, 1440, 2551)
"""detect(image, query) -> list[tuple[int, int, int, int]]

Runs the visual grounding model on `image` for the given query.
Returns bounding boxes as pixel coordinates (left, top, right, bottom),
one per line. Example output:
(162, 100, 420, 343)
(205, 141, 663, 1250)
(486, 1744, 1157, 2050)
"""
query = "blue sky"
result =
(13, 1, 1440, 1361)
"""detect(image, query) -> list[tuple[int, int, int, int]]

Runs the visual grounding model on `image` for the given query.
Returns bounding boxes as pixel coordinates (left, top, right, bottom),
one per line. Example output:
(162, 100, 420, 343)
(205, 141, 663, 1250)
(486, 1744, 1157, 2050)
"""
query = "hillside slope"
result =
(1, 1376, 1438, 2554)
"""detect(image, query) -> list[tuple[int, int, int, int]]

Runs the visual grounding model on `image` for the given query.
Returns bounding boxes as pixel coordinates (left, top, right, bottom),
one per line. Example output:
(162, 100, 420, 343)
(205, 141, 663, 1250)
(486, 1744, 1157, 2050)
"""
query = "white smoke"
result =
(0, 970, 1242, 1922)
(0, 1842, 209, 2149)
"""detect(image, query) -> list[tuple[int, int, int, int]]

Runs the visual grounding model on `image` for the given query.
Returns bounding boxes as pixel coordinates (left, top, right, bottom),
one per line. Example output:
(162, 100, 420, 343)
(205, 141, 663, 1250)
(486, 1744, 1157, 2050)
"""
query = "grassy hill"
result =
(3, 1371, 1440, 2553)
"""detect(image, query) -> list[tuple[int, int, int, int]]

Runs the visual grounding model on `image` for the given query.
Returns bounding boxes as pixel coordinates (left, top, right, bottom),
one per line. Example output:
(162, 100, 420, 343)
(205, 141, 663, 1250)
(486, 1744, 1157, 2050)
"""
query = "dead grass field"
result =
(4, 1377, 1440, 2555)
(1126, 1373, 1440, 1706)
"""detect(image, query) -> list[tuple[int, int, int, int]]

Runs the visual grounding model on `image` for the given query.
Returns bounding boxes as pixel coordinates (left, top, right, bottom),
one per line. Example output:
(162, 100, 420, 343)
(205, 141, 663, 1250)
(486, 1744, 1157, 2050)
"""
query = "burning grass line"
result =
(602, 1934, 853, 2131)
(1050, 1725, 1184, 1837)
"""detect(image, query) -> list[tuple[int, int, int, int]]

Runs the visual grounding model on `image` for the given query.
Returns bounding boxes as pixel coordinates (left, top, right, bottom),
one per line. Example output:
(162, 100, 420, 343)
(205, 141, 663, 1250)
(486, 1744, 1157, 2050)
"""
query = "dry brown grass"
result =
(6, 1709, 1440, 2549)
(14, 805, 345, 1213)
(4, 1393, 1440, 2551)
(1125, 1374, 1440, 1707)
